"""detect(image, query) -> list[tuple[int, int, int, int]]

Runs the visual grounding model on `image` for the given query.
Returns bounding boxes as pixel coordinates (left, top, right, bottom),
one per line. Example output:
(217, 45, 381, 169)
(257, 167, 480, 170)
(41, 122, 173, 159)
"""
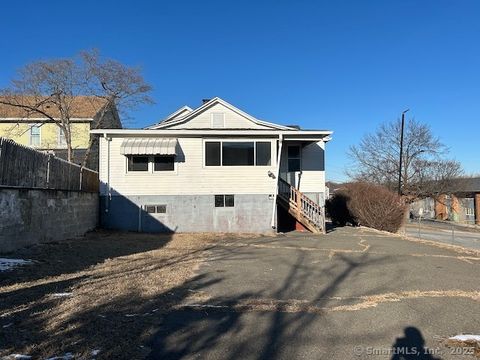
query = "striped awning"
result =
(120, 138, 178, 156)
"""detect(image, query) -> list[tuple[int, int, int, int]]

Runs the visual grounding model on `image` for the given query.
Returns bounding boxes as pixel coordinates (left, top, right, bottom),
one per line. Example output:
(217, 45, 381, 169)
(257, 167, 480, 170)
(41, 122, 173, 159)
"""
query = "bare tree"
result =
(0, 59, 83, 161)
(348, 118, 463, 199)
(0, 50, 153, 164)
(79, 50, 153, 167)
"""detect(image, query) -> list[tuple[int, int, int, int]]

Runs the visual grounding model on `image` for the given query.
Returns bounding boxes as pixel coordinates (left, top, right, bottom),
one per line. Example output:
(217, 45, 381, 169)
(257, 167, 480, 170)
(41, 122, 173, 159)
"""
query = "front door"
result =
(286, 145, 301, 188)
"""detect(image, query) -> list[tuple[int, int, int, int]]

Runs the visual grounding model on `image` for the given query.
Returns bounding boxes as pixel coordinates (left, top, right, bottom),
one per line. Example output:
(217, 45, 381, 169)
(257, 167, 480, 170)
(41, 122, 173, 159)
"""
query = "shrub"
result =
(326, 182, 407, 233)
(325, 191, 357, 227)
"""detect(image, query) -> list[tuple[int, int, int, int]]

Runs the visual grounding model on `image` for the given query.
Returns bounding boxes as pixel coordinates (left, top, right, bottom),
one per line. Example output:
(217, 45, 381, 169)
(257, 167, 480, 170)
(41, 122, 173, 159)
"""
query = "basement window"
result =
(145, 205, 156, 213)
(128, 156, 149, 171)
(144, 205, 167, 214)
(215, 195, 235, 207)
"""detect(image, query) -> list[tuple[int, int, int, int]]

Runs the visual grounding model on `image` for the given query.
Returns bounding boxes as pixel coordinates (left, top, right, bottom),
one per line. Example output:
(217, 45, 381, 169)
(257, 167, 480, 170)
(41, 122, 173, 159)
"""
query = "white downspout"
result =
(104, 134, 111, 213)
(270, 134, 283, 229)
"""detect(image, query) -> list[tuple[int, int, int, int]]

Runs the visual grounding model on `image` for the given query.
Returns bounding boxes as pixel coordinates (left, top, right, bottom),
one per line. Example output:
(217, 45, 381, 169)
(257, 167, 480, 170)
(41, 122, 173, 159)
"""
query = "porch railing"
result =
(278, 178, 325, 233)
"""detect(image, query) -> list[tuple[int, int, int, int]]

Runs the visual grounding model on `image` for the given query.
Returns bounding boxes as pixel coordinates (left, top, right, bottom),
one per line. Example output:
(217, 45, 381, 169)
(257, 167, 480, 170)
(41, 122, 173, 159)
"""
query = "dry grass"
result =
(178, 290, 480, 314)
(0, 230, 224, 359)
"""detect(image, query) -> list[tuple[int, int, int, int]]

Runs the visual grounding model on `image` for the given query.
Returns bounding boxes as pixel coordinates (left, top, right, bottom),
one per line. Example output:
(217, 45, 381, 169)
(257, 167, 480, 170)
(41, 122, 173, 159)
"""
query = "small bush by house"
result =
(326, 182, 407, 233)
(325, 191, 357, 227)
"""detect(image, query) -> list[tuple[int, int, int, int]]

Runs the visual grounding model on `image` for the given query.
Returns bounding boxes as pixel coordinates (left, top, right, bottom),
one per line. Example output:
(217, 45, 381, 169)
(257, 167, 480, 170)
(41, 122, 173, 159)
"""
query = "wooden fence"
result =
(0, 137, 99, 192)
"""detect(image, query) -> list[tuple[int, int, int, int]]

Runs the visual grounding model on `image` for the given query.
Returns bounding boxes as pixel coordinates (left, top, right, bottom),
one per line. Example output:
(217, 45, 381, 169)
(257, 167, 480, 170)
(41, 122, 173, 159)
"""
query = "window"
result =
(205, 141, 272, 167)
(225, 195, 234, 207)
(58, 128, 67, 147)
(256, 142, 271, 166)
(145, 205, 156, 213)
(156, 205, 167, 213)
(215, 195, 234, 207)
(144, 205, 167, 214)
(211, 113, 225, 128)
(215, 195, 224, 207)
(30, 125, 41, 146)
(154, 156, 174, 171)
(205, 142, 221, 166)
(287, 145, 301, 172)
(222, 142, 254, 166)
(127, 156, 149, 171)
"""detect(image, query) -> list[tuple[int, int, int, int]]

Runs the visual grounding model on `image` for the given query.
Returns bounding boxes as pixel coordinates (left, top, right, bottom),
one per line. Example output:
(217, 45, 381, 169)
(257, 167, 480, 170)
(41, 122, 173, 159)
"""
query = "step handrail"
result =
(278, 178, 325, 232)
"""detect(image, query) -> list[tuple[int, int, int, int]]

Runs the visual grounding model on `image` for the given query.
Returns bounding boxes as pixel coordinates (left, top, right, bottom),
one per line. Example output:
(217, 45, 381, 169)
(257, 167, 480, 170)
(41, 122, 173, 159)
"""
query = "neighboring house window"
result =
(127, 156, 149, 171)
(215, 195, 234, 207)
(465, 207, 474, 216)
(205, 141, 271, 167)
(30, 125, 41, 146)
(211, 113, 225, 128)
(154, 156, 175, 171)
(287, 145, 301, 172)
(58, 127, 67, 147)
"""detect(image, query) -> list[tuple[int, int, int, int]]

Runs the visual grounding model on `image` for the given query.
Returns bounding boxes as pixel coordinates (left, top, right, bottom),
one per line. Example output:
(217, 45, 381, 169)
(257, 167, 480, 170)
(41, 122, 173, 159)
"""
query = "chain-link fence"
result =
(402, 216, 480, 250)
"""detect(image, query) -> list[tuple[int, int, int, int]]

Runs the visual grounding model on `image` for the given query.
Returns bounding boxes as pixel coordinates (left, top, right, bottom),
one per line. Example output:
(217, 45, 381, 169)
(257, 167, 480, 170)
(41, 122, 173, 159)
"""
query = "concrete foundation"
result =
(0, 188, 98, 253)
(101, 194, 275, 233)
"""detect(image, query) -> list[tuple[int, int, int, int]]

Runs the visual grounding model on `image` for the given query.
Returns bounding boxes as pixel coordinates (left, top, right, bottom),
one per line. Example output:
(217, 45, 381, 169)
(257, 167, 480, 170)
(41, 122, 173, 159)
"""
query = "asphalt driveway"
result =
(148, 227, 480, 360)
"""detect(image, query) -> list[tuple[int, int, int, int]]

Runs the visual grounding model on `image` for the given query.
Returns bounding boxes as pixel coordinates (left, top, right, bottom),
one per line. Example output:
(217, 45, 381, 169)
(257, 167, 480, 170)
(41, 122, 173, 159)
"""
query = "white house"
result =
(91, 97, 332, 233)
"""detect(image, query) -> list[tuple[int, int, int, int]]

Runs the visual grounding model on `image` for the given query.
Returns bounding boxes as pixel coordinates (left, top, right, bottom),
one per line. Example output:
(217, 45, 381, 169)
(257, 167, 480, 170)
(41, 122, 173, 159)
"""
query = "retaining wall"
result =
(0, 188, 98, 253)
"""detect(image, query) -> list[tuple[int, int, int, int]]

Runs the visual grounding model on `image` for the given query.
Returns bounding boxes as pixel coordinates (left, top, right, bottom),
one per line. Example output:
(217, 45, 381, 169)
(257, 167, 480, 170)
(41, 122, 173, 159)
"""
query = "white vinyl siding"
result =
(99, 136, 278, 196)
(167, 103, 272, 130)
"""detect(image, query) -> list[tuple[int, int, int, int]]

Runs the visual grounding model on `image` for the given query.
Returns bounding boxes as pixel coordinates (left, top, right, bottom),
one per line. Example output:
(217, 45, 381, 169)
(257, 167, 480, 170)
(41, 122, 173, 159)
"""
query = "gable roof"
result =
(454, 177, 480, 193)
(147, 97, 295, 130)
(160, 105, 193, 123)
(144, 106, 193, 129)
(0, 96, 109, 120)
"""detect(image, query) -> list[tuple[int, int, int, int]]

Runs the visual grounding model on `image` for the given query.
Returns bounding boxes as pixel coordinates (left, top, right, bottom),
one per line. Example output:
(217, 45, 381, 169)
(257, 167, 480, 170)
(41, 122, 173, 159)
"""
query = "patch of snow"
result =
(3, 322, 13, 328)
(91, 349, 100, 356)
(0, 258, 32, 272)
(449, 334, 480, 342)
(125, 314, 138, 317)
(5, 355, 32, 360)
(51, 293, 73, 298)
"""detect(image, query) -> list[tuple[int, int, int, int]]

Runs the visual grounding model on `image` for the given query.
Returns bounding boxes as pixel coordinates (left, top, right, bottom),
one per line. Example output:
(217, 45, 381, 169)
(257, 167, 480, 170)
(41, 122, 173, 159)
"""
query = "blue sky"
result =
(1, 0, 479, 181)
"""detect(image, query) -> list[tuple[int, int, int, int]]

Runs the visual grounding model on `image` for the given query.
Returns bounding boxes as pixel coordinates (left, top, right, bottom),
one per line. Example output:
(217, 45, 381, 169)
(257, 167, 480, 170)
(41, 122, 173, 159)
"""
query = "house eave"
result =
(91, 128, 333, 139)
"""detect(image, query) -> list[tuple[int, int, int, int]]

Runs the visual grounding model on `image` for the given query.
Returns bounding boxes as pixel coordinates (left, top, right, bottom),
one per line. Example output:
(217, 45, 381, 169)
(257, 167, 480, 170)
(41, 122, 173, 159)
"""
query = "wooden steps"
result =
(277, 178, 325, 234)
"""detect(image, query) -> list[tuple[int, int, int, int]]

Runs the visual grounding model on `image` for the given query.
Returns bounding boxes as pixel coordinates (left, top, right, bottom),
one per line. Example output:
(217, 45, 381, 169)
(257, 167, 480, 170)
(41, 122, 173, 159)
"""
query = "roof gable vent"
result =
(211, 112, 225, 128)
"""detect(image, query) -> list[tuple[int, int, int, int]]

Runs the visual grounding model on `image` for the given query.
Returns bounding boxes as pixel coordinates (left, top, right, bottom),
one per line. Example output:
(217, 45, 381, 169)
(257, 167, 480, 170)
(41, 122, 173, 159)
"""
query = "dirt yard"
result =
(1, 227, 479, 360)
(0, 230, 225, 359)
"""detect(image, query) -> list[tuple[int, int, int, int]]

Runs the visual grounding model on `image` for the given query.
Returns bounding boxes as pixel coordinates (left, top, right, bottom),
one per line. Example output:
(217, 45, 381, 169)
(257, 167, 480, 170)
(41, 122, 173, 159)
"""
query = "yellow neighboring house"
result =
(0, 96, 122, 170)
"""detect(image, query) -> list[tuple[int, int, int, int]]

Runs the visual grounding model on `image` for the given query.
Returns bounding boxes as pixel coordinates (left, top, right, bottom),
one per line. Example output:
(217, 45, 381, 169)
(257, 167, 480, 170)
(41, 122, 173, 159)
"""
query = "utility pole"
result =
(398, 109, 409, 195)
